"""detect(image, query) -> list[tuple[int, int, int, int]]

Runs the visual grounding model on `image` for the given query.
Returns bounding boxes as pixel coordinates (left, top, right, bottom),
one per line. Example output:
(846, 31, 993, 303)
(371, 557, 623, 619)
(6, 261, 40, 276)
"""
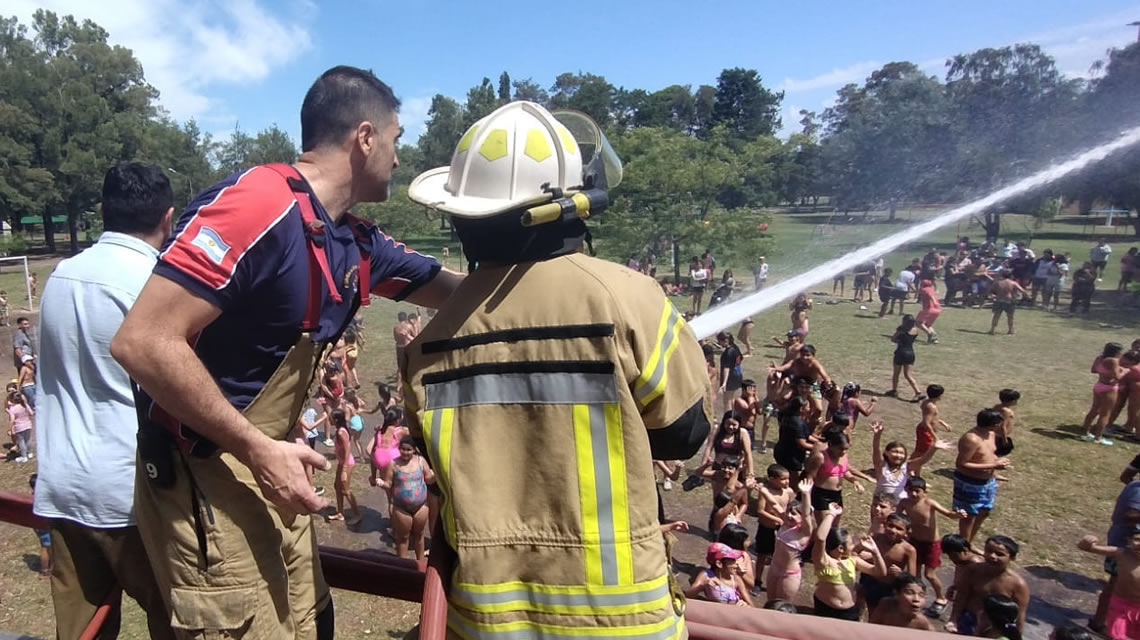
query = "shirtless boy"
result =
(946, 535, 1030, 635)
(771, 329, 804, 364)
(955, 408, 1012, 549)
(913, 384, 952, 477)
(869, 574, 936, 631)
(898, 476, 966, 617)
(770, 345, 832, 423)
(994, 388, 1021, 441)
(1079, 526, 1140, 640)
(752, 464, 795, 592)
(987, 272, 1028, 336)
(859, 514, 917, 615)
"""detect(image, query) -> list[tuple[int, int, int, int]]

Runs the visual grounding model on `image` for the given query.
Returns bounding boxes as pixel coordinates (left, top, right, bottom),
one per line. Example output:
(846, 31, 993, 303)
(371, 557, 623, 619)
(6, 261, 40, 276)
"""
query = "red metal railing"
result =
(0, 491, 958, 639)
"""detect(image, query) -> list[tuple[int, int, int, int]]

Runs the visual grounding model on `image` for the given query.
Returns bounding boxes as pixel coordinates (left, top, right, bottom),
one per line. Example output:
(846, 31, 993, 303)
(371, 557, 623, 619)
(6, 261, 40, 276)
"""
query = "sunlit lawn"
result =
(0, 211, 1136, 636)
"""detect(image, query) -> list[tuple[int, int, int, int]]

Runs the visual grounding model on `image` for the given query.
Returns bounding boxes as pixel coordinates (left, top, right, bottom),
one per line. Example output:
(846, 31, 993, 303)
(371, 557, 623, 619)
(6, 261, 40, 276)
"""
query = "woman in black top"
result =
(774, 396, 814, 487)
(888, 314, 924, 401)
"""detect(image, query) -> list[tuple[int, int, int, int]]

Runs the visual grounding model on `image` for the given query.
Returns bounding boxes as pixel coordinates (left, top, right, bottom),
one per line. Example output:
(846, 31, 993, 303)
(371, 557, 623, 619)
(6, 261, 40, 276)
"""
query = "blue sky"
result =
(10, 0, 1140, 144)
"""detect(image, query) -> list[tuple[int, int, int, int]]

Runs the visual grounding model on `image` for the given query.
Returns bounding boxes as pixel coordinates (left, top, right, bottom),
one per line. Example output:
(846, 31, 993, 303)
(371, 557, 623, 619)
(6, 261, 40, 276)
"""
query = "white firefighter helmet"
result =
(408, 101, 618, 218)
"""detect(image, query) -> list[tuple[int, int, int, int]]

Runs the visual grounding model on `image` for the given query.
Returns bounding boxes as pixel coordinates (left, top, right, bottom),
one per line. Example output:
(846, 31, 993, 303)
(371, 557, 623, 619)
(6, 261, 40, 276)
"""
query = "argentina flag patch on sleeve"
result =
(190, 226, 231, 265)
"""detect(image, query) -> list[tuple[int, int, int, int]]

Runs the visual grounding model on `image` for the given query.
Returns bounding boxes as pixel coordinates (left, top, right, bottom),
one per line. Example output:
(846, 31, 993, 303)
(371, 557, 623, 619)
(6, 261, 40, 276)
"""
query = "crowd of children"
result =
(656, 241, 1140, 638)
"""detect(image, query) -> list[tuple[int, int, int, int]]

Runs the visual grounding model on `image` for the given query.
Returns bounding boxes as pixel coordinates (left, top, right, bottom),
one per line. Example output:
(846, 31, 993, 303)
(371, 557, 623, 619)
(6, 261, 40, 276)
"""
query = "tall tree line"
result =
(3, 10, 1140, 257)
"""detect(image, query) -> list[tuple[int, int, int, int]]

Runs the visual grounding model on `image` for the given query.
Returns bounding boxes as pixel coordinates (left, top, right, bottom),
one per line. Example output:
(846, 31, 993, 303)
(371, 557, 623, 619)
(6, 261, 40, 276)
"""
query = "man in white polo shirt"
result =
(33, 163, 175, 639)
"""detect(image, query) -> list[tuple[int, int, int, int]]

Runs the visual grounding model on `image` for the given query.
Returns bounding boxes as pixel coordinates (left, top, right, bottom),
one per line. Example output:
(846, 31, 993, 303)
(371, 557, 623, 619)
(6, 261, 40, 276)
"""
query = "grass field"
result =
(0, 211, 1135, 637)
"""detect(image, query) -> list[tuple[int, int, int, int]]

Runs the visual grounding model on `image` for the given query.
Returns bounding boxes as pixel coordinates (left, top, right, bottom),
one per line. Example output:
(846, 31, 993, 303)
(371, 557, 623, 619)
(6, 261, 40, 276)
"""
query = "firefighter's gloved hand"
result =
(248, 438, 331, 514)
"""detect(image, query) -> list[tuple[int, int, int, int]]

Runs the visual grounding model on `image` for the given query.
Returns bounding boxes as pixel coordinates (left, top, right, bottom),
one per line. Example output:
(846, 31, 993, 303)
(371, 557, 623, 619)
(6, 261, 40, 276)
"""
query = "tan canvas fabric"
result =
(404, 254, 712, 640)
(48, 519, 175, 640)
(135, 334, 331, 639)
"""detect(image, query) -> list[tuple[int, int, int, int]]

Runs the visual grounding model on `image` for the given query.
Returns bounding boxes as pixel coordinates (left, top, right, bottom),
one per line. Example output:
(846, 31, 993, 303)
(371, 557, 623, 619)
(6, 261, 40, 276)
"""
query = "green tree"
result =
(462, 77, 498, 129)
(214, 124, 297, 175)
(821, 62, 949, 219)
(418, 94, 465, 169)
(0, 11, 157, 253)
(944, 44, 1082, 239)
(497, 71, 511, 104)
(548, 72, 615, 126)
(511, 78, 548, 104)
(711, 68, 783, 139)
(604, 127, 770, 281)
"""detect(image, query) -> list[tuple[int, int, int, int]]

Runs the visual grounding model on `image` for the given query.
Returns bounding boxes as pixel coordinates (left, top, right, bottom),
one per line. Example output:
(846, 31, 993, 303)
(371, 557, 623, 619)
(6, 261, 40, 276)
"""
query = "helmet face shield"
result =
(552, 110, 623, 190)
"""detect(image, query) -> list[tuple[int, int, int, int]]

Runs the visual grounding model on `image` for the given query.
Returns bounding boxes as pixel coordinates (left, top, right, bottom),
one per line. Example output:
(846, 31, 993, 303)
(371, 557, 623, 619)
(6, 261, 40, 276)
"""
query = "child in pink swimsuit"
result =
(329, 410, 361, 525)
(767, 480, 816, 600)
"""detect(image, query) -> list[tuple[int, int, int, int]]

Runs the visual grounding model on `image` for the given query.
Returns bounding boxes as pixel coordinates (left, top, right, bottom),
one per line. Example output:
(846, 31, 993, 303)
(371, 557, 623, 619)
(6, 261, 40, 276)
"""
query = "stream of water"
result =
(689, 127, 1140, 340)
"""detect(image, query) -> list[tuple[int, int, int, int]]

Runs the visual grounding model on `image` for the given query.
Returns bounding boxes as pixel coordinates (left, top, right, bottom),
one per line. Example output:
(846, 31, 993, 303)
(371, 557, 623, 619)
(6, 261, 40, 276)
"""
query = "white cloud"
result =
(6, 0, 313, 125)
(779, 60, 881, 94)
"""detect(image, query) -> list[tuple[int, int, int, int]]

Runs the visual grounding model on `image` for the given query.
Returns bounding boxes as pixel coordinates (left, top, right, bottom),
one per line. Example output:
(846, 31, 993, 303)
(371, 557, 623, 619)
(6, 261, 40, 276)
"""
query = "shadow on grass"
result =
(1030, 425, 1087, 442)
(1024, 594, 1095, 633)
(1024, 565, 1104, 595)
(956, 328, 994, 335)
(931, 468, 955, 482)
(672, 558, 703, 583)
(852, 313, 881, 320)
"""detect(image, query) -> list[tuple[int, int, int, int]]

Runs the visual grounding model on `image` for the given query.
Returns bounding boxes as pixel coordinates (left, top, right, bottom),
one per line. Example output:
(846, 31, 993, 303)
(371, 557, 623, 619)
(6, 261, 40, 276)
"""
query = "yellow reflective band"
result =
(573, 404, 603, 585)
(574, 403, 632, 586)
(449, 606, 684, 640)
(450, 574, 671, 616)
(424, 408, 457, 543)
(634, 303, 684, 406)
(605, 403, 634, 585)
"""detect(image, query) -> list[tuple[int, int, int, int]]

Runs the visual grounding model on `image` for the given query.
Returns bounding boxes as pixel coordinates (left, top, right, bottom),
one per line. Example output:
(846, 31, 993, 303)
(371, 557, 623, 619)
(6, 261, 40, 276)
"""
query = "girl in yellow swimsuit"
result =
(812, 502, 887, 621)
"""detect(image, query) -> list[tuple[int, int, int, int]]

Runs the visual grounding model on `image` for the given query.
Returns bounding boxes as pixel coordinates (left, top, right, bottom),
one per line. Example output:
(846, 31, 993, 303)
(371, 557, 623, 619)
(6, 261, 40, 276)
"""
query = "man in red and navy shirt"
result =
(113, 66, 461, 639)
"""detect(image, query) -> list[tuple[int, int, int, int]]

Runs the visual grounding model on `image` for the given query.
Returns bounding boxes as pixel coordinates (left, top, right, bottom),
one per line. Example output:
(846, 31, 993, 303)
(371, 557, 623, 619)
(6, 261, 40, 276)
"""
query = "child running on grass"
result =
(913, 385, 952, 477)
(765, 480, 815, 600)
(898, 476, 966, 619)
(868, 574, 936, 631)
(1085, 342, 1127, 445)
(1079, 526, 1140, 640)
(812, 503, 887, 621)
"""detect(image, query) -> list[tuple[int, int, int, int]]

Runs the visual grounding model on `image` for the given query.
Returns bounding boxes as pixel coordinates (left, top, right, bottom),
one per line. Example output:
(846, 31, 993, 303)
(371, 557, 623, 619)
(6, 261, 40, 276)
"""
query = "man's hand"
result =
(247, 438, 331, 514)
(1078, 535, 1098, 552)
(994, 457, 1012, 470)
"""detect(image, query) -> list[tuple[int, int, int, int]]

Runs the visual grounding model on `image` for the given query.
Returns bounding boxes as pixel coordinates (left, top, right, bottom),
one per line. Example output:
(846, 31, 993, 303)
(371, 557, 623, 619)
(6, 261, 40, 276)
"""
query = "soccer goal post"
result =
(0, 255, 33, 312)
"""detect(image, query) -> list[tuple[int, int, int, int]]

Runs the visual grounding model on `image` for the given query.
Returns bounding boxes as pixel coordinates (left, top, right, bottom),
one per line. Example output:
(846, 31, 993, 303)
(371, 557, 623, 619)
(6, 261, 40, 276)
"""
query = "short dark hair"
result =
(941, 534, 970, 555)
(1051, 623, 1093, 640)
(926, 384, 944, 399)
(717, 523, 749, 551)
(892, 573, 924, 594)
(905, 476, 927, 492)
(987, 534, 1019, 559)
(16, 317, 28, 325)
(977, 408, 1004, 429)
(397, 312, 408, 321)
(101, 163, 173, 234)
(301, 66, 400, 152)
(998, 388, 1021, 404)
(886, 513, 911, 529)
(767, 464, 788, 478)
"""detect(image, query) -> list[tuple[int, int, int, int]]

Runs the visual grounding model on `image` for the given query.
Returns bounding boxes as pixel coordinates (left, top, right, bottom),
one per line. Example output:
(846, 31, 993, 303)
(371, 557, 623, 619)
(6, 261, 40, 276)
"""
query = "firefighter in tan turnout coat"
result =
(404, 102, 713, 639)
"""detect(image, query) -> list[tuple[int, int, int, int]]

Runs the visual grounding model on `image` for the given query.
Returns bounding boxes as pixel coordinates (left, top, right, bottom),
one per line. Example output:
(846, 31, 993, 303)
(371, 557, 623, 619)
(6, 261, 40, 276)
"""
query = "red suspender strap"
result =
(264, 164, 342, 330)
